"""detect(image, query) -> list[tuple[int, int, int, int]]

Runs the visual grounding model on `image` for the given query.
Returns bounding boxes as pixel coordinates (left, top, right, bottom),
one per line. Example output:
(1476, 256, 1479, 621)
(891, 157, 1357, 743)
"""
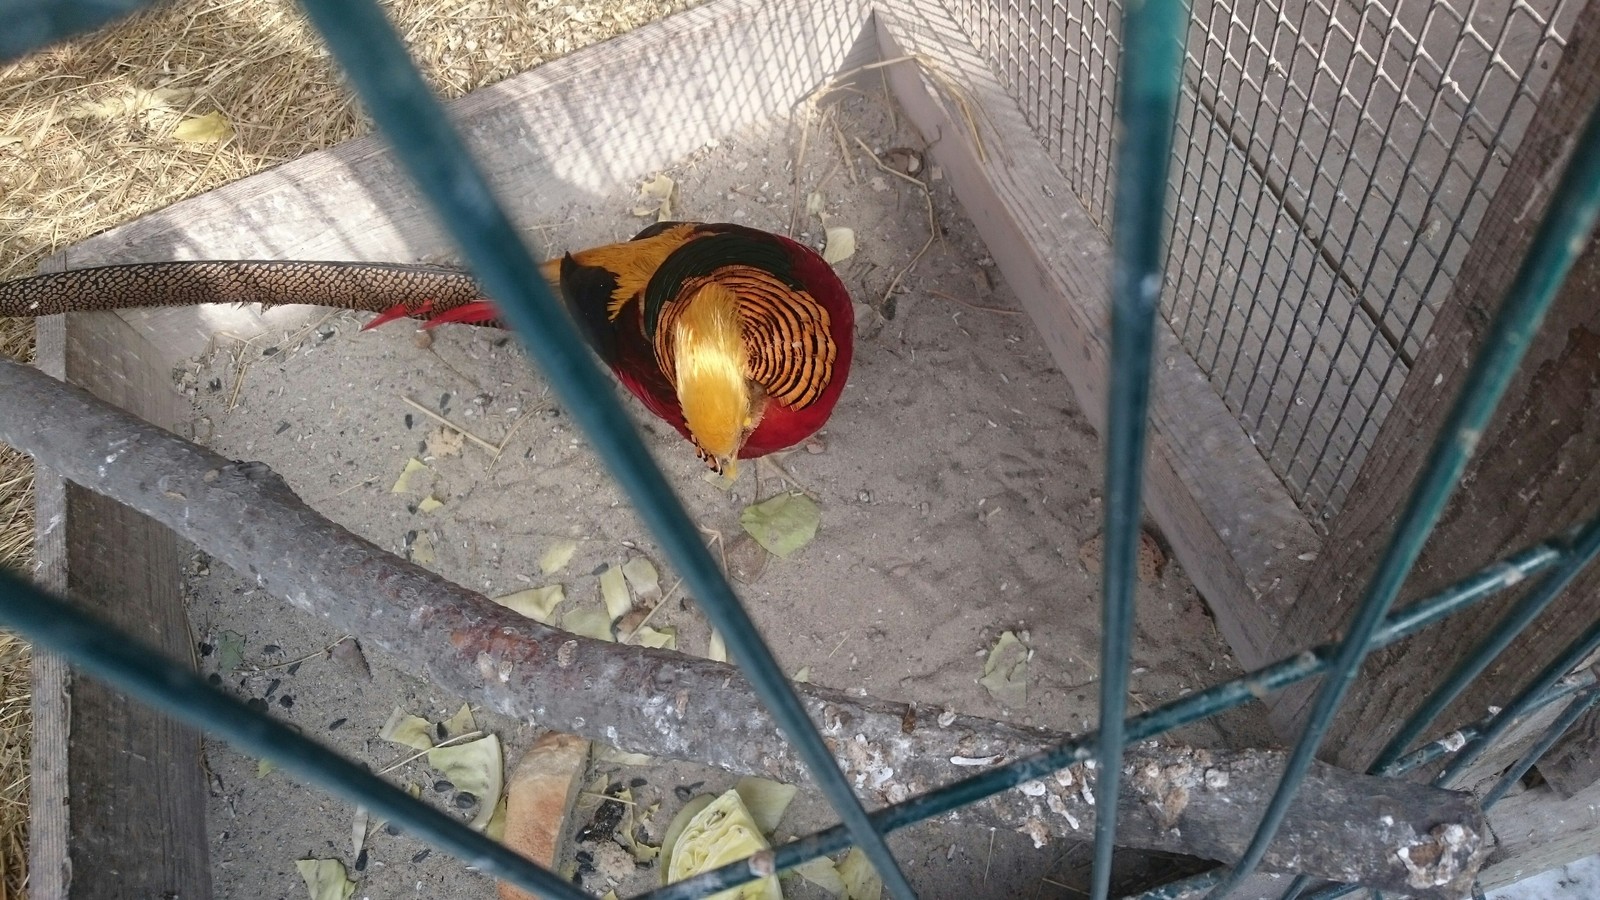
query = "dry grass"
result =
(0, 0, 693, 893)
(0, 316, 32, 900)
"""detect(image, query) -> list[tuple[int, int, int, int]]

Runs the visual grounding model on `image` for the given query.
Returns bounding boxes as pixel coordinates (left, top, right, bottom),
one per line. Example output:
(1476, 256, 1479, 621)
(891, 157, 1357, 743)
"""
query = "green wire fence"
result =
(3, 0, 1600, 898)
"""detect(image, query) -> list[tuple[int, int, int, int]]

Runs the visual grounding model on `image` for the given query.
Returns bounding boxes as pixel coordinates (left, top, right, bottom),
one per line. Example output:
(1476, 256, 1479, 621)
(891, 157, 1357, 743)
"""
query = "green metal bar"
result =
(1162, 668, 1594, 900)
(1205, 97, 1600, 900)
(648, 525, 1580, 900)
(1379, 667, 1592, 778)
(1276, 511, 1600, 900)
(1094, 0, 1189, 895)
(1436, 613, 1600, 786)
(1382, 725, 1484, 777)
(0, 570, 590, 900)
(1275, 666, 1599, 900)
(1371, 512, 1600, 772)
(1483, 684, 1600, 807)
(287, 1, 917, 896)
(0, 0, 160, 62)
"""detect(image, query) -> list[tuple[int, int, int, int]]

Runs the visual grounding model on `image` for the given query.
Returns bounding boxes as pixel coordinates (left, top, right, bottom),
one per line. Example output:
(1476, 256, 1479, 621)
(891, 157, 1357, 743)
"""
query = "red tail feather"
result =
(421, 301, 500, 328)
(362, 298, 435, 331)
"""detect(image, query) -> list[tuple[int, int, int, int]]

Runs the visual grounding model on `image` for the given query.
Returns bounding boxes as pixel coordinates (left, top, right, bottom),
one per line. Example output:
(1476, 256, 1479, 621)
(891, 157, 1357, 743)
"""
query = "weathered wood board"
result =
(30, 308, 212, 900)
(32, 291, 216, 890)
(1479, 779, 1600, 891)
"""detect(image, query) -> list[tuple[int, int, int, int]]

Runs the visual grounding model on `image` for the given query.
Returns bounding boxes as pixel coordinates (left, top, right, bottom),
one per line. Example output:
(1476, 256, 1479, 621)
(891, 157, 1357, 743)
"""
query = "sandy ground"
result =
(177, 92, 1267, 898)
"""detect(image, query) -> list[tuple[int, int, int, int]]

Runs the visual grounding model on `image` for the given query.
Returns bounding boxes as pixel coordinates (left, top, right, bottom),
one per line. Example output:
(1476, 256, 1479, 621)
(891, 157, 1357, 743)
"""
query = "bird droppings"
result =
(1045, 790, 1081, 830)
(1398, 823, 1483, 891)
(1130, 758, 1200, 832)
(1017, 817, 1050, 849)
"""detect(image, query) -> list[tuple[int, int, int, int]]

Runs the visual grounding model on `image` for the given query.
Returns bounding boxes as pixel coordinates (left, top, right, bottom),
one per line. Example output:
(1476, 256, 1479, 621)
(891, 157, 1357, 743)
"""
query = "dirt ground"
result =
(179, 91, 1271, 899)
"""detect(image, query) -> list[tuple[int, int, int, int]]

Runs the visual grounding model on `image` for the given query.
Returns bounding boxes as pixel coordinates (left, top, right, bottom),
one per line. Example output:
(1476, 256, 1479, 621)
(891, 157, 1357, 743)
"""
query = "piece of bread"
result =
(499, 732, 592, 900)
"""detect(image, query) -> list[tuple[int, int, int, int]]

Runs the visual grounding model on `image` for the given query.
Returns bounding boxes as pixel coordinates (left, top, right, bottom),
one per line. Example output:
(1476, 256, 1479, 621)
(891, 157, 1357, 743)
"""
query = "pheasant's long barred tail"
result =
(0, 260, 489, 319)
(0, 223, 855, 470)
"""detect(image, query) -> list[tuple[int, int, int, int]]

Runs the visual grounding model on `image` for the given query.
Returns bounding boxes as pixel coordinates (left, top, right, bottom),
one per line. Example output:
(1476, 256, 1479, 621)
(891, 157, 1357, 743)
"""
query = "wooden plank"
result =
(28, 314, 73, 900)
(1267, 0, 1600, 774)
(875, 0, 1318, 670)
(1536, 697, 1600, 798)
(1478, 780, 1600, 891)
(1448, 697, 1577, 798)
(29, 274, 212, 898)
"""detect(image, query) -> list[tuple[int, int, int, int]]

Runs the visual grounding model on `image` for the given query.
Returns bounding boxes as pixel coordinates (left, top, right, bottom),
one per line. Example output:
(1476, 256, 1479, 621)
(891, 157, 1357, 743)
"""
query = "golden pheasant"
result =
(0, 222, 854, 473)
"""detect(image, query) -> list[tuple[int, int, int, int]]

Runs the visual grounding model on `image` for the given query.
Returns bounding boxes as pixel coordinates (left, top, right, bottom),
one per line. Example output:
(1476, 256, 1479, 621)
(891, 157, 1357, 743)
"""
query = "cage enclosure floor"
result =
(181, 89, 1266, 899)
(25, 0, 1286, 896)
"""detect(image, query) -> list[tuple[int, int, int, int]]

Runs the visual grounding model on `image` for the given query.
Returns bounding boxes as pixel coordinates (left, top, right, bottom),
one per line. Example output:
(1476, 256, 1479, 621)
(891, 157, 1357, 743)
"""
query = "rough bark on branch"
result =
(0, 354, 1485, 897)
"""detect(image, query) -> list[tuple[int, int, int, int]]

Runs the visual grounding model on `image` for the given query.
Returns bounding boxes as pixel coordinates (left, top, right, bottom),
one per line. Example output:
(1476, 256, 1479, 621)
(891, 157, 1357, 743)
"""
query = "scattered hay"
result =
(0, 314, 31, 900)
(0, 0, 698, 891)
(0, 631, 27, 900)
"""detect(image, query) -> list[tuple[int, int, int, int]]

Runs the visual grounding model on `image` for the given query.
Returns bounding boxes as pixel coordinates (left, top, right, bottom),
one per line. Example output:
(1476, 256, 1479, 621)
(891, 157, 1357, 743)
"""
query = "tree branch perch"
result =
(0, 354, 1486, 897)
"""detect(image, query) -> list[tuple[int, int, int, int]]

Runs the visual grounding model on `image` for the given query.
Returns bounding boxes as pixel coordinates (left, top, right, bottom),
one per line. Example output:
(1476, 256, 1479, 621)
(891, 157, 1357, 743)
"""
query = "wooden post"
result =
(29, 304, 213, 899)
(1266, 0, 1600, 784)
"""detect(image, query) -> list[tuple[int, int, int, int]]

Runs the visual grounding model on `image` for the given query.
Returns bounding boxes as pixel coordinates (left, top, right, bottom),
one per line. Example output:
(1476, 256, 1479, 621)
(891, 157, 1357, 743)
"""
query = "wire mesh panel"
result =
(946, 0, 1584, 520)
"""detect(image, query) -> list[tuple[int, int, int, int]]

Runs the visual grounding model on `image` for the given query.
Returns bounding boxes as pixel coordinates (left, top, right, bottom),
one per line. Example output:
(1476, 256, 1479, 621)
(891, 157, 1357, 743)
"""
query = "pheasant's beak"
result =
(699, 407, 763, 474)
(695, 445, 740, 479)
(691, 398, 767, 479)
